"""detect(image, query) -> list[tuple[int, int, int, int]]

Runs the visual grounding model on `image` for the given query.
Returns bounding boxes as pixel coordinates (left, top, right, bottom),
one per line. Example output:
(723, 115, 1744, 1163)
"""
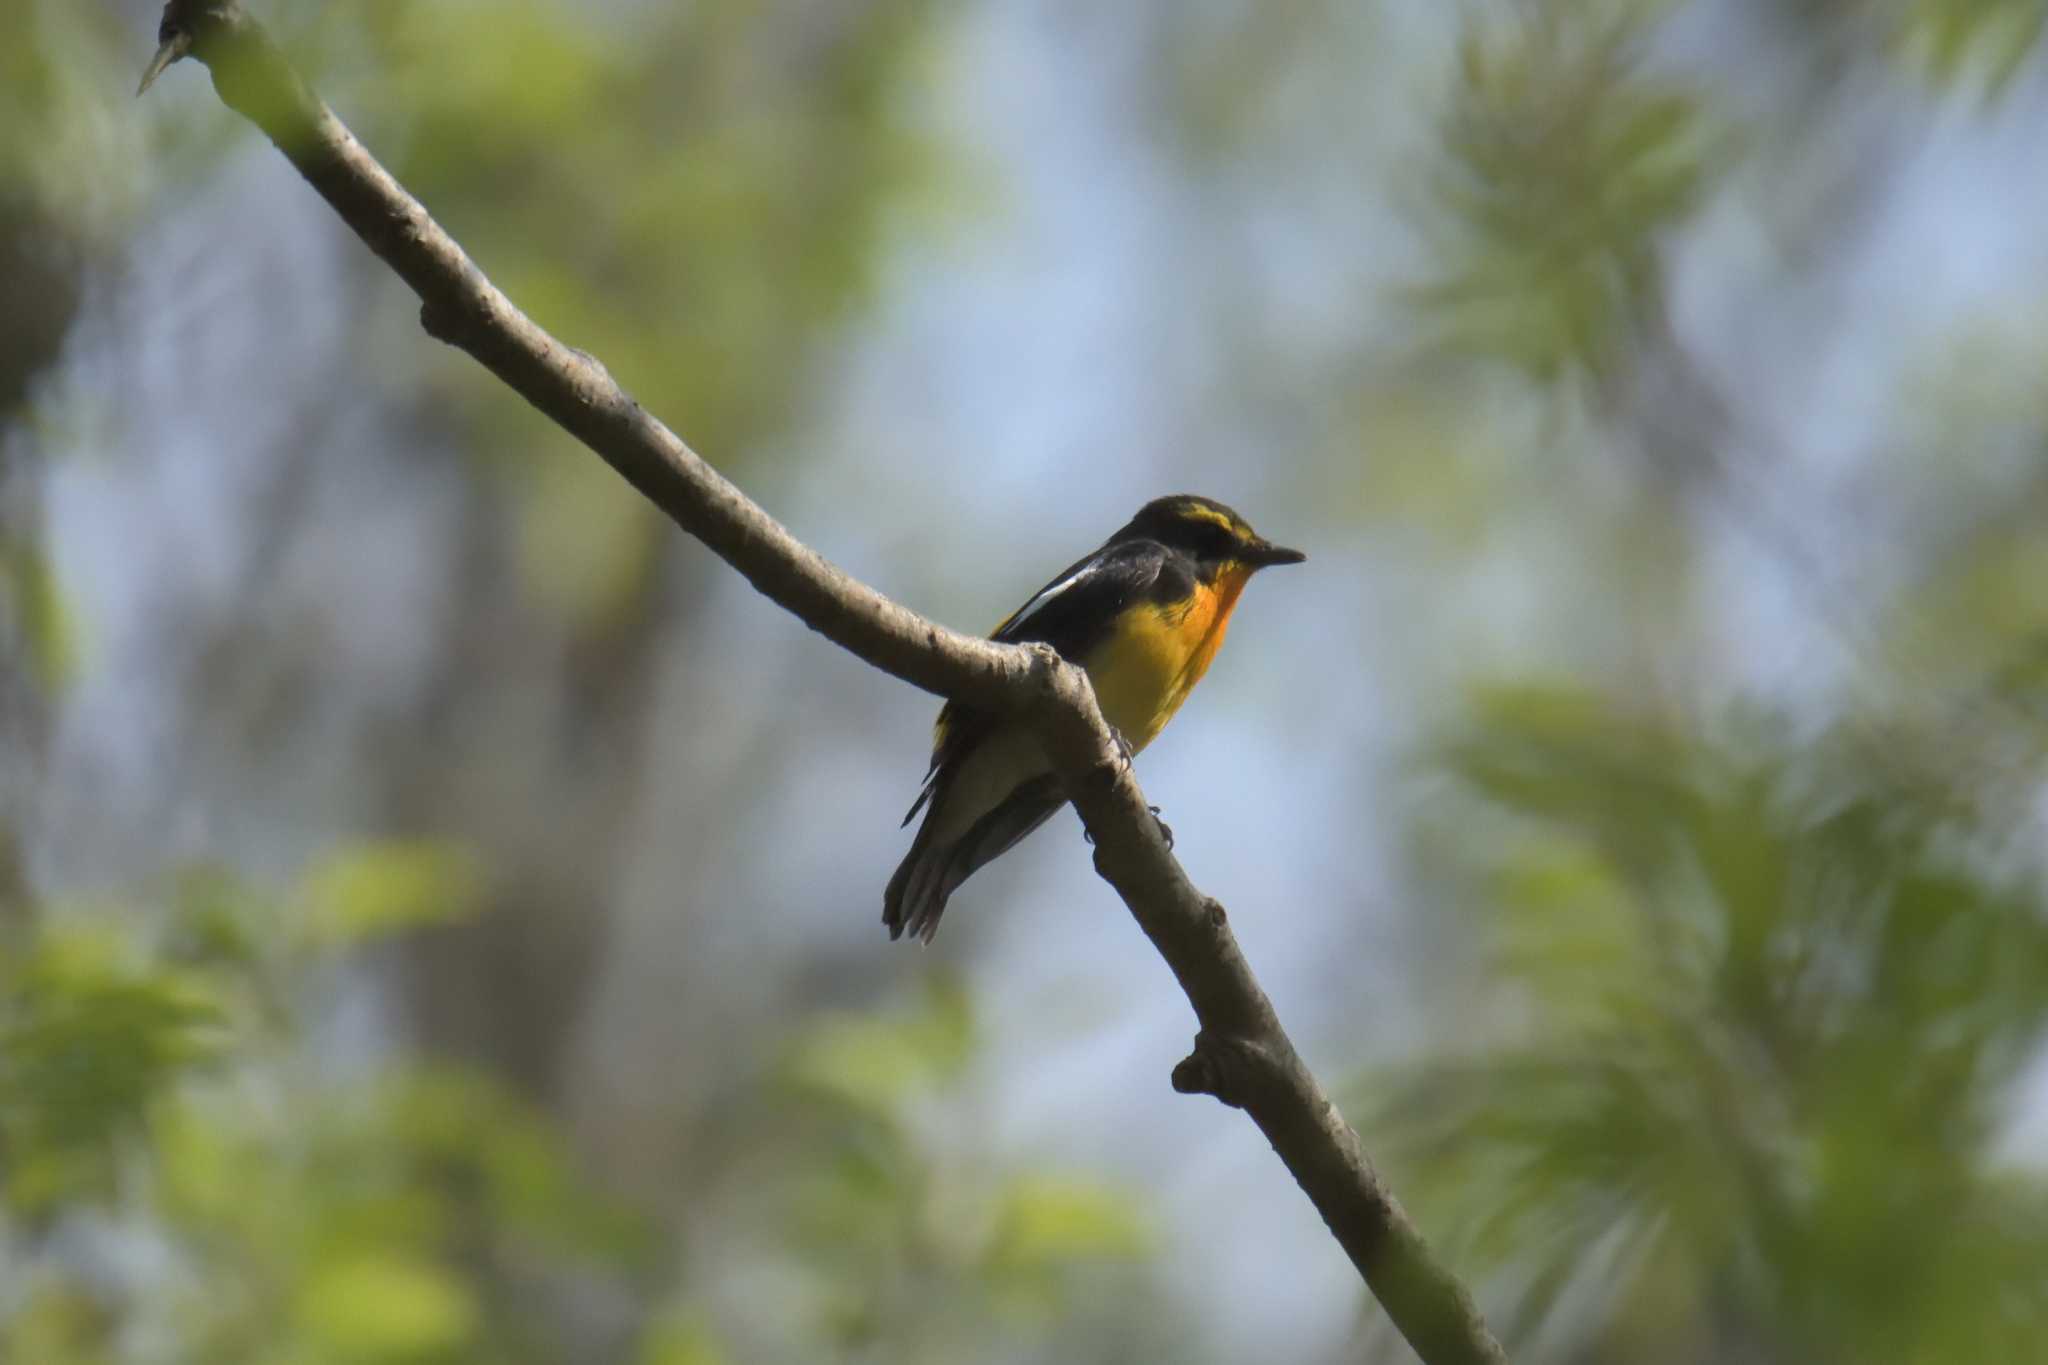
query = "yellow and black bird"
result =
(884, 494, 1305, 942)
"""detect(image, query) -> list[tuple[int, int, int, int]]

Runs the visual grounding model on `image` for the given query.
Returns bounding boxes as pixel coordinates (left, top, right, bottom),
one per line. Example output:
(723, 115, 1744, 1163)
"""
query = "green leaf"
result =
(2, 1278, 114, 1365)
(637, 1310, 732, 1365)
(291, 1255, 478, 1361)
(1375, 687, 2048, 1356)
(782, 976, 975, 1113)
(0, 926, 226, 1209)
(1, 540, 79, 692)
(1898, 0, 2048, 98)
(298, 841, 486, 948)
(987, 1177, 1149, 1269)
(1414, 8, 1723, 382)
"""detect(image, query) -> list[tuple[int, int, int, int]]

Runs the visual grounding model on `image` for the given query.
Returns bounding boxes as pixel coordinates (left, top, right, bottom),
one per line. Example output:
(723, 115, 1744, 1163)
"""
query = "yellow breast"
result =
(1081, 565, 1250, 753)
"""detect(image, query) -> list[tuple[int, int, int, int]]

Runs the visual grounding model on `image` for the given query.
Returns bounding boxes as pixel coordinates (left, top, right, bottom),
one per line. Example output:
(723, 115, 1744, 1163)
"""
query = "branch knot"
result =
(1171, 1030, 1272, 1109)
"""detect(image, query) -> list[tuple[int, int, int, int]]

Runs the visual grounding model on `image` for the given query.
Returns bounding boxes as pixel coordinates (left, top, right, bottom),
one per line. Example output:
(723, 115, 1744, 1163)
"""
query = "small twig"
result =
(138, 6, 1507, 1361)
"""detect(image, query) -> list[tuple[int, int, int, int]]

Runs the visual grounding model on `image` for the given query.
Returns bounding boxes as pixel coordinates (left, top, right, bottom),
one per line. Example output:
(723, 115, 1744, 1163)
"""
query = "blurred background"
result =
(9, 0, 2048, 1360)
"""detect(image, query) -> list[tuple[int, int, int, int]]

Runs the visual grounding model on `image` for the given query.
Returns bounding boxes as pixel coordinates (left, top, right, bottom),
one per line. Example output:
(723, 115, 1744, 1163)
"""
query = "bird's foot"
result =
(1111, 728, 1135, 765)
(1082, 805, 1171, 848)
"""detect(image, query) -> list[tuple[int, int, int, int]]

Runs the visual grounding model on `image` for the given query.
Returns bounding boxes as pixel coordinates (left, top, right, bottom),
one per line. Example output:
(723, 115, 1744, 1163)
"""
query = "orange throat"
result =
(1181, 562, 1251, 690)
(1084, 561, 1254, 754)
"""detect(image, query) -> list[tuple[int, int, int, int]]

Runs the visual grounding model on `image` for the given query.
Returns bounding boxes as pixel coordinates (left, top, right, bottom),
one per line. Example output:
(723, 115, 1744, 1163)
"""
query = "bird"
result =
(884, 494, 1305, 942)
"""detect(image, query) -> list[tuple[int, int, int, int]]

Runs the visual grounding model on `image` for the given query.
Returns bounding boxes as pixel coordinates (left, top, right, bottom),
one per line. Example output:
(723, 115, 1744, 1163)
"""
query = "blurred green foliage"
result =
(298, 840, 488, 949)
(739, 979, 1160, 1358)
(319, 0, 954, 627)
(1414, 6, 1724, 385)
(635, 1312, 733, 1365)
(1153, 0, 1355, 163)
(4, 7, 1185, 1352)
(2, 860, 655, 1365)
(0, 882, 1166, 1363)
(1367, 685, 2048, 1361)
(0, 1, 180, 410)
(0, 925, 225, 1214)
(1898, 0, 2048, 94)
(12, 0, 2048, 1360)
(0, 537, 77, 693)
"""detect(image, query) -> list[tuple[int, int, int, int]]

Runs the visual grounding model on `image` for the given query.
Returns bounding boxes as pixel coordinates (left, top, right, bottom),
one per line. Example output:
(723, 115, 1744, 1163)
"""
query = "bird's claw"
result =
(1082, 806, 1171, 848)
(1082, 733, 1138, 848)
(1111, 728, 1135, 765)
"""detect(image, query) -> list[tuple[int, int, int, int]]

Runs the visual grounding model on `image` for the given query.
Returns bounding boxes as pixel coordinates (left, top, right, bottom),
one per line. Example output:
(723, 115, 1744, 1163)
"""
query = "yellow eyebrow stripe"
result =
(1180, 504, 1241, 535)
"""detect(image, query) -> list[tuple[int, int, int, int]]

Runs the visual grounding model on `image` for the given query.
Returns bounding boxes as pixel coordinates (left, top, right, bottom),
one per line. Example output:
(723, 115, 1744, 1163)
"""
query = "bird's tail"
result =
(883, 776, 1064, 943)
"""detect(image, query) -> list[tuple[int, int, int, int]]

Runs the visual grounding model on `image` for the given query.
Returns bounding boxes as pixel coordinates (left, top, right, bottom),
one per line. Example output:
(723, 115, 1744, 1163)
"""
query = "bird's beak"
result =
(137, 30, 193, 97)
(1245, 539, 1307, 568)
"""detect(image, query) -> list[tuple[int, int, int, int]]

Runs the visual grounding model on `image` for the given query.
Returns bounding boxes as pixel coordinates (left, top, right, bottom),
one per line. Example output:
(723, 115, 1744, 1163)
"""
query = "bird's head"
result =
(1113, 494, 1306, 577)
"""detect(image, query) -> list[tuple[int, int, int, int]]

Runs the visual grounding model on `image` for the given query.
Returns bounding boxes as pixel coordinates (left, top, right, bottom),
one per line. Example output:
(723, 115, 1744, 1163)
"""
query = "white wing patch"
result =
(999, 562, 1094, 637)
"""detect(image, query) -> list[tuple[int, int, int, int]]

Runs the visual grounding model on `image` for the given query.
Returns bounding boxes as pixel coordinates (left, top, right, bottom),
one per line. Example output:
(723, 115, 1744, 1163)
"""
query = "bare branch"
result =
(140, 5, 1507, 1360)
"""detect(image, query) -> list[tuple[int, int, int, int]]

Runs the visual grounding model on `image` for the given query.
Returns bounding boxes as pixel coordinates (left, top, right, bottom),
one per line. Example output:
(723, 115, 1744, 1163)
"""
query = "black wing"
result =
(901, 540, 1177, 824)
(993, 539, 1172, 653)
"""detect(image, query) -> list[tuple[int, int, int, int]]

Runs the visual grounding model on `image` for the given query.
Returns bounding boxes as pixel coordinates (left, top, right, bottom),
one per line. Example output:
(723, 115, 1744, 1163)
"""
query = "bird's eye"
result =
(1199, 522, 1239, 559)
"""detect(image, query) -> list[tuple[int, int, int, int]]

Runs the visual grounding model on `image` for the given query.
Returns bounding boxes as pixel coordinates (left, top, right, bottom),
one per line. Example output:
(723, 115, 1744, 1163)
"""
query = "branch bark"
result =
(139, 5, 1507, 1361)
